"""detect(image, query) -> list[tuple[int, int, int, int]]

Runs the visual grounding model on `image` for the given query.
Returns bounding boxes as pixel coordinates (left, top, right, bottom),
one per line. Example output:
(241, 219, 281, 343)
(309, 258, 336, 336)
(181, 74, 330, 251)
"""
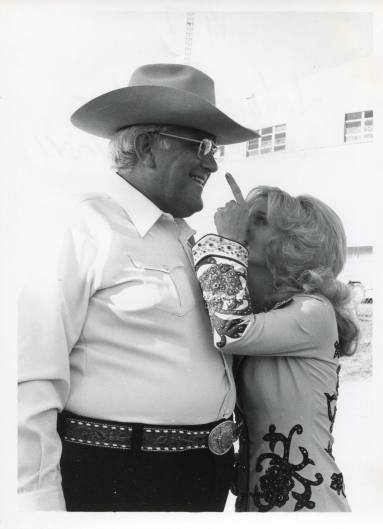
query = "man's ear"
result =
(134, 133, 155, 168)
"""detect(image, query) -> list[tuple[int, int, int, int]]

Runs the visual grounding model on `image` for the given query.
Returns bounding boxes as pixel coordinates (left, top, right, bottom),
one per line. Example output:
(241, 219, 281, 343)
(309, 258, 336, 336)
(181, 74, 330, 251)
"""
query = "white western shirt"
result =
(18, 175, 235, 511)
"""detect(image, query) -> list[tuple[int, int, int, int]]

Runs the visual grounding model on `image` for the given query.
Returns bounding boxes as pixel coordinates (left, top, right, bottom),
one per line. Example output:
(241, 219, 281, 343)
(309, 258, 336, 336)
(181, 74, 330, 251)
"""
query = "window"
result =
(246, 124, 286, 156)
(344, 110, 373, 144)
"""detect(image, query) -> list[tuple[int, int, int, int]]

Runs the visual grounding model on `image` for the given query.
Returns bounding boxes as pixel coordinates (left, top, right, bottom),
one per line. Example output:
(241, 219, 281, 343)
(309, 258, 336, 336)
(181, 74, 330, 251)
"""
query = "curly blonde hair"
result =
(246, 186, 359, 356)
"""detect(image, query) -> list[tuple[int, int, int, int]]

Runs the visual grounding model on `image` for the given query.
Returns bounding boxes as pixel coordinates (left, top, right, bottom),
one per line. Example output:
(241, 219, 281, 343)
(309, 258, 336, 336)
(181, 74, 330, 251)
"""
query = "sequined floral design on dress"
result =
(198, 258, 251, 347)
(333, 340, 342, 359)
(193, 234, 253, 348)
(325, 365, 341, 434)
(330, 472, 346, 497)
(324, 441, 335, 460)
(251, 424, 323, 512)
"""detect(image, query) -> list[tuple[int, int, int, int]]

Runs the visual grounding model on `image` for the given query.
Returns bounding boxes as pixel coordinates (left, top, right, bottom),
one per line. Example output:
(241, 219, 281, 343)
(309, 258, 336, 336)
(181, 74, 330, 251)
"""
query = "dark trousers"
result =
(60, 423, 234, 511)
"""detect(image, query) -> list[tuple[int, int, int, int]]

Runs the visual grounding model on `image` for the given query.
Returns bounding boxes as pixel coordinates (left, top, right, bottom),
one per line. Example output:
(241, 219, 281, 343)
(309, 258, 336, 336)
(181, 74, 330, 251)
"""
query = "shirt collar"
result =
(106, 173, 195, 240)
(106, 174, 165, 237)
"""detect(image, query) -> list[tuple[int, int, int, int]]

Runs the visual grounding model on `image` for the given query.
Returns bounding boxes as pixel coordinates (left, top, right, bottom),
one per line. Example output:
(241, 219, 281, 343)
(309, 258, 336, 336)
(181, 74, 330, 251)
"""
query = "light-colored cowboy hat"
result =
(70, 63, 258, 145)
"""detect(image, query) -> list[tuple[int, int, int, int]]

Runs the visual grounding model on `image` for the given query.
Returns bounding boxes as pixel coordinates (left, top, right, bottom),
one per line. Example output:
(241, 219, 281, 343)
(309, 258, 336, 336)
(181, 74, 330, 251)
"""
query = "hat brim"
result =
(71, 85, 259, 144)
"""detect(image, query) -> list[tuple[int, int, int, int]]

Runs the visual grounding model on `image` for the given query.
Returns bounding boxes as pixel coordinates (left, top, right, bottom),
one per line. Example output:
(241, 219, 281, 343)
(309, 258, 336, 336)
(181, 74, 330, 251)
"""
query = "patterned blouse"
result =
(193, 234, 350, 512)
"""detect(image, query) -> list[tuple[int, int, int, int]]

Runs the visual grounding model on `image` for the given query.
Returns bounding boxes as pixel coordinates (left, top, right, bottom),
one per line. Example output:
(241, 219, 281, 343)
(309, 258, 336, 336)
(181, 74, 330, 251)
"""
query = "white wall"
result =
(191, 56, 382, 247)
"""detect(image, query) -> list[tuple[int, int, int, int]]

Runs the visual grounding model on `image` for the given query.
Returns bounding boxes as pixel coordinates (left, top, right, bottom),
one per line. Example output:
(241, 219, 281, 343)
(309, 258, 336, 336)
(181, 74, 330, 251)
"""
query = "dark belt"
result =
(58, 411, 239, 456)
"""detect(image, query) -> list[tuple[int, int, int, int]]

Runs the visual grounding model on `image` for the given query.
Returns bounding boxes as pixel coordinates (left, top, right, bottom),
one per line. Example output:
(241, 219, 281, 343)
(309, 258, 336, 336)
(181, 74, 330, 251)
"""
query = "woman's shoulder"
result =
(271, 293, 334, 315)
(290, 293, 333, 310)
(287, 294, 337, 341)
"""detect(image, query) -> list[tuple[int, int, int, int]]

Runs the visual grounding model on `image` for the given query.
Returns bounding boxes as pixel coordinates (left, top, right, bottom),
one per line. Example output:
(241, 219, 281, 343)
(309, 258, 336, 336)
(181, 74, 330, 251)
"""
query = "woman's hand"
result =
(214, 173, 250, 246)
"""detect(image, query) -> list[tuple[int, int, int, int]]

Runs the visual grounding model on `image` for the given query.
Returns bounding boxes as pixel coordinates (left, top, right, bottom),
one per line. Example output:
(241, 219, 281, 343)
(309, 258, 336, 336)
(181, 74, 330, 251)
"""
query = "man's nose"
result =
(200, 154, 218, 173)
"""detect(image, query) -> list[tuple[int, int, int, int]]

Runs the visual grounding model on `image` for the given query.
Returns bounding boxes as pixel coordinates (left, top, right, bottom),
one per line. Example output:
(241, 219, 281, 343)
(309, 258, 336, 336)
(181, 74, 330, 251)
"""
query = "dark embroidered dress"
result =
(193, 235, 350, 512)
(252, 424, 324, 512)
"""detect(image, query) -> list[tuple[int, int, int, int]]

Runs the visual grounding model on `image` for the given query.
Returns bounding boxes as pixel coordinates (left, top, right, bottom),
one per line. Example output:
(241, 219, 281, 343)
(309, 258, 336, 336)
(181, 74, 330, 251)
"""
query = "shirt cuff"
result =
(192, 234, 248, 267)
(17, 486, 66, 511)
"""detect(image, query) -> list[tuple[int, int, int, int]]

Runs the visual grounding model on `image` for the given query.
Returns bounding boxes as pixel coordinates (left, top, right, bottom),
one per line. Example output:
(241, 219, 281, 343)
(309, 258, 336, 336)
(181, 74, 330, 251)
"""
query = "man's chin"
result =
(176, 200, 203, 218)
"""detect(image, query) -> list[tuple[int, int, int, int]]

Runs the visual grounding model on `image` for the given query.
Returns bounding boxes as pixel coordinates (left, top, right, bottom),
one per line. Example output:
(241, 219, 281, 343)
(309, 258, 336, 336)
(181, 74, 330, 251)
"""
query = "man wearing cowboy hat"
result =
(18, 63, 257, 511)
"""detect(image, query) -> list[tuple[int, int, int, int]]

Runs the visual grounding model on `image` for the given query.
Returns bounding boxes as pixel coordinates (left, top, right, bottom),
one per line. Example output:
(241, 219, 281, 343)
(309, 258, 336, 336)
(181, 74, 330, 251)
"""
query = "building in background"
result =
(212, 56, 376, 203)
(191, 54, 378, 297)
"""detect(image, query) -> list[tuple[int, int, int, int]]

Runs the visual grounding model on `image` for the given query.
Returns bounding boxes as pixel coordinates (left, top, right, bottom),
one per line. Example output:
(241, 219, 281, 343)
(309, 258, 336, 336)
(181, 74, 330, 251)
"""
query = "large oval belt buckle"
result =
(208, 420, 235, 455)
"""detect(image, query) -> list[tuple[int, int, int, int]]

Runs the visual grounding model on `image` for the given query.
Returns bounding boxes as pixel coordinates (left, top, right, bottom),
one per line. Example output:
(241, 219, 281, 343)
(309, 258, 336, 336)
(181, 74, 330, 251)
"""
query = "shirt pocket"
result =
(107, 252, 196, 317)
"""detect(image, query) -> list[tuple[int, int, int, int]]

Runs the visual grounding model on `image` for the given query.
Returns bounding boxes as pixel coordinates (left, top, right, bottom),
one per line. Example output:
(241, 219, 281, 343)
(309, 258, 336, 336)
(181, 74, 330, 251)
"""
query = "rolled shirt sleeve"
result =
(18, 211, 98, 511)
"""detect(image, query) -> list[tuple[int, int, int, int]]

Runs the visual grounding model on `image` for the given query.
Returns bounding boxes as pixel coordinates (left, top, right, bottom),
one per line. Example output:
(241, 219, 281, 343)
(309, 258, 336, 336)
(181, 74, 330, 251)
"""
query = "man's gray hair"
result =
(109, 124, 170, 174)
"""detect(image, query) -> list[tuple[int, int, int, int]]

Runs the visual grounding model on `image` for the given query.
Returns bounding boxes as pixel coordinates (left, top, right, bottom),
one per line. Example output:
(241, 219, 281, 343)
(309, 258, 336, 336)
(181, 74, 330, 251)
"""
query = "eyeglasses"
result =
(158, 132, 218, 160)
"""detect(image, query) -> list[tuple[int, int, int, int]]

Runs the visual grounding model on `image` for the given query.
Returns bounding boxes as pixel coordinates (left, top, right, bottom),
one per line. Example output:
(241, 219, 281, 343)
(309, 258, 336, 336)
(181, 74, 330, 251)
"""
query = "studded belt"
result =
(58, 411, 239, 456)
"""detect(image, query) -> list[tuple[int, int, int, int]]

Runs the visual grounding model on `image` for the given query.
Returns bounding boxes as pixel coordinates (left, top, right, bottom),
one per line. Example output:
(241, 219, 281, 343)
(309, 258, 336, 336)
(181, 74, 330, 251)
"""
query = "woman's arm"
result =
(193, 233, 253, 349)
(193, 234, 337, 358)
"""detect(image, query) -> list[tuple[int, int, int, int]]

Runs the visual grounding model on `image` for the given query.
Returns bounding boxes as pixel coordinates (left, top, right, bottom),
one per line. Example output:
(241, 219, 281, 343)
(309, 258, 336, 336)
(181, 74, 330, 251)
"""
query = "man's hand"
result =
(214, 173, 250, 245)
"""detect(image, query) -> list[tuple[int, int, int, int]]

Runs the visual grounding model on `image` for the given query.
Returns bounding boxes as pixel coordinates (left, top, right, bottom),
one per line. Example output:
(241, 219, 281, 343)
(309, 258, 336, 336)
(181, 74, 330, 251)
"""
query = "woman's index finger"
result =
(225, 173, 246, 204)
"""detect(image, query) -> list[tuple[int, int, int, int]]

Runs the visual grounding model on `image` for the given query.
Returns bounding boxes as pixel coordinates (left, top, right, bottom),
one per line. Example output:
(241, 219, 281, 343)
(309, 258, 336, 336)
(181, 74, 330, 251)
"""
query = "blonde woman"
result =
(192, 175, 358, 512)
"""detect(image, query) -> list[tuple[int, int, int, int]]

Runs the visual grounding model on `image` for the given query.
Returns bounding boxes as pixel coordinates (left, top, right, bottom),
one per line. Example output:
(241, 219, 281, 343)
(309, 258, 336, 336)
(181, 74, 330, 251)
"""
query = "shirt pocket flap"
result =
(127, 252, 196, 316)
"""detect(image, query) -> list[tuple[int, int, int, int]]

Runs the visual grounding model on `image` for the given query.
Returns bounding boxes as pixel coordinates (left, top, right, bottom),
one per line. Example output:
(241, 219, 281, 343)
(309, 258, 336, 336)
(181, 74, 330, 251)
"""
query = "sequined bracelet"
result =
(192, 234, 248, 267)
